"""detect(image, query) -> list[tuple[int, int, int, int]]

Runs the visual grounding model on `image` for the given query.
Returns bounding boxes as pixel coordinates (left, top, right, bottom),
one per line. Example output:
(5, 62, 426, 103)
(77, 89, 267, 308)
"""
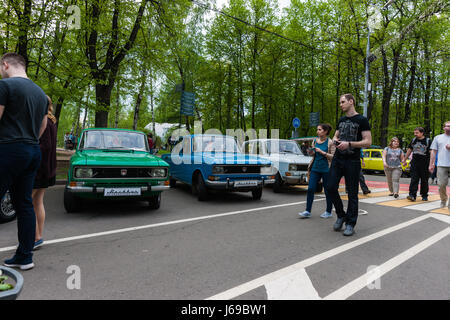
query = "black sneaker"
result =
(407, 195, 416, 202)
(333, 218, 345, 231)
(363, 190, 371, 195)
(422, 196, 428, 201)
(4, 255, 34, 270)
(394, 194, 399, 198)
(343, 225, 355, 236)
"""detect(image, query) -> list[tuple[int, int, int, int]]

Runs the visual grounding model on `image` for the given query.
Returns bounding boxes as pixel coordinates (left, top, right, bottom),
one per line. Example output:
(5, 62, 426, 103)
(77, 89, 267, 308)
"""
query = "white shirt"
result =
(430, 133, 450, 167)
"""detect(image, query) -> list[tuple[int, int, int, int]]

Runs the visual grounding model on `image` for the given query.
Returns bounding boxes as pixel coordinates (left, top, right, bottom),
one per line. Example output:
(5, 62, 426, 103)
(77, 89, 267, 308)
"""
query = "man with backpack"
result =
(403, 127, 432, 201)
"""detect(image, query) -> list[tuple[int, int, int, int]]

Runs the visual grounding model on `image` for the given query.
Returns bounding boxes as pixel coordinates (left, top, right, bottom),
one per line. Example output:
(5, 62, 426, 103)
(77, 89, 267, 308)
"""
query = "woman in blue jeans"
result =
(299, 123, 336, 219)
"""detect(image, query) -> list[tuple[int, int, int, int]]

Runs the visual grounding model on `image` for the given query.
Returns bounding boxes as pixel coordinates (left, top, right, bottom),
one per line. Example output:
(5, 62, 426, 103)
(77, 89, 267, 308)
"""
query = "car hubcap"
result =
(1, 193, 15, 217)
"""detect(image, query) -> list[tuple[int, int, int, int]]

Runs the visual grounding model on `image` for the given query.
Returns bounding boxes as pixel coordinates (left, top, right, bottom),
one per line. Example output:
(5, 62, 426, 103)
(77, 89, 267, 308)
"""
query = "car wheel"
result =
(148, 193, 161, 210)
(194, 173, 209, 201)
(169, 178, 177, 188)
(0, 191, 16, 223)
(64, 188, 82, 213)
(252, 188, 263, 200)
(273, 173, 283, 193)
(315, 182, 323, 193)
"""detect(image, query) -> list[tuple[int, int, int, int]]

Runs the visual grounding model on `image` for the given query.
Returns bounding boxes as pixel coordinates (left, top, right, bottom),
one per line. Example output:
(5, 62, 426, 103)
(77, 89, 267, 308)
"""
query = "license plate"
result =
(104, 188, 141, 197)
(234, 180, 258, 187)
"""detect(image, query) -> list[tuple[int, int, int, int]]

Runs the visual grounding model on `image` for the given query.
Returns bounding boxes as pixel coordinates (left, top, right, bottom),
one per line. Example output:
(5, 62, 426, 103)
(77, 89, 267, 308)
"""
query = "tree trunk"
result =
(133, 68, 148, 130)
(404, 40, 419, 123)
(423, 40, 432, 136)
(380, 45, 402, 147)
(17, 0, 31, 69)
(95, 84, 113, 128)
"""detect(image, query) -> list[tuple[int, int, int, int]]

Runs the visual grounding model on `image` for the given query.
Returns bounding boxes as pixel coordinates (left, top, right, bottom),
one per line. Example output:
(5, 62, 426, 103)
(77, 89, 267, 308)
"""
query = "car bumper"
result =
(205, 178, 275, 191)
(66, 185, 170, 193)
(283, 172, 308, 185)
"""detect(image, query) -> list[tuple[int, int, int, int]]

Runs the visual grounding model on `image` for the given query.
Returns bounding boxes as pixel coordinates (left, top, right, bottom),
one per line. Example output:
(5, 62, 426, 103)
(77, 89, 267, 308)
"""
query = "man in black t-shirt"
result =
(327, 94, 372, 236)
(403, 127, 431, 201)
(0, 53, 48, 270)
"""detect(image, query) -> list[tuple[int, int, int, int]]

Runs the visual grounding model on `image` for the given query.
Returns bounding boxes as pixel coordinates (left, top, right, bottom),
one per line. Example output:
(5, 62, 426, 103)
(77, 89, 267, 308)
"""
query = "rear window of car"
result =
(371, 151, 382, 158)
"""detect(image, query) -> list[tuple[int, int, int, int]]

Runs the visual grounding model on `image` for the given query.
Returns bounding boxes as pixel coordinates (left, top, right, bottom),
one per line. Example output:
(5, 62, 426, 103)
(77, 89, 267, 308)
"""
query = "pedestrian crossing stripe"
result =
(431, 208, 450, 215)
(336, 186, 449, 215)
(292, 185, 449, 215)
(340, 190, 404, 200)
(377, 194, 442, 207)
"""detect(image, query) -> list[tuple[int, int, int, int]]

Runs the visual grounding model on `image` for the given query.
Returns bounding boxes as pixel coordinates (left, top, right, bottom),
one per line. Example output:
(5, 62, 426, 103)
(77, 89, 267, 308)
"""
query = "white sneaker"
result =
(298, 211, 311, 219)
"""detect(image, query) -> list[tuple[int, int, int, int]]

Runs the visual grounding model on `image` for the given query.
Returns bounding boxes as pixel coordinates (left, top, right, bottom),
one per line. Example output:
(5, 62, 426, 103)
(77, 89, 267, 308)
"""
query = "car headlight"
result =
(75, 168, 93, 178)
(260, 165, 274, 174)
(289, 164, 297, 171)
(150, 168, 167, 178)
(212, 166, 225, 174)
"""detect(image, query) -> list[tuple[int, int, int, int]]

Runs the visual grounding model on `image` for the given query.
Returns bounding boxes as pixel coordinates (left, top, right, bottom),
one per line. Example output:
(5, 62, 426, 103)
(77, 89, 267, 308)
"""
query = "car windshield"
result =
(81, 130, 148, 151)
(193, 136, 242, 153)
(266, 140, 302, 155)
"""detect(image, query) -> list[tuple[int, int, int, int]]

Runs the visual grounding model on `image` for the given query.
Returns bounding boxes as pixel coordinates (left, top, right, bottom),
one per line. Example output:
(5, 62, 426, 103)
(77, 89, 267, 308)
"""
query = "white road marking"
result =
(206, 214, 432, 300)
(323, 227, 450, 300)
(265, 268, 320, 300)
(360, 194, 408, 204)
(403, 200, 443, 211)
(339, 188, 389, 196)
(0, 199, 321, 253)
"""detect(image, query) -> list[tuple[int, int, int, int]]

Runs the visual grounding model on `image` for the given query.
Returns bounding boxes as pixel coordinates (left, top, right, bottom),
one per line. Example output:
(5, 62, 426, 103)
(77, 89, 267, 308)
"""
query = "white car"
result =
(243, 139, 321, 193)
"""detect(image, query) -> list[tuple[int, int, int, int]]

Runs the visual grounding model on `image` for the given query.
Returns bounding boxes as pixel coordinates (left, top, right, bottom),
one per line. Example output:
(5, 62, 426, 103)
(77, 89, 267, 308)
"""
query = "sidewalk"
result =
(56, 148, 74, 185)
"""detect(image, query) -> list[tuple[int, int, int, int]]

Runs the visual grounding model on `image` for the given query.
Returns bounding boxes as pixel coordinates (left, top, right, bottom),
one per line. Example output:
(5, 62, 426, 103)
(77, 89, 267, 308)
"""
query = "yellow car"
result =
(361, 149, 410, 176)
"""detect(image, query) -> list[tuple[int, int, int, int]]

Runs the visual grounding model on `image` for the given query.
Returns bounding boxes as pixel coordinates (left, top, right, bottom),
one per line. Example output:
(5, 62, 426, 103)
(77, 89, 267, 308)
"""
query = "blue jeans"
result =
(306, 170, 332, 213)
(327, 157, 361, 227)
(0, 143, 41, 262)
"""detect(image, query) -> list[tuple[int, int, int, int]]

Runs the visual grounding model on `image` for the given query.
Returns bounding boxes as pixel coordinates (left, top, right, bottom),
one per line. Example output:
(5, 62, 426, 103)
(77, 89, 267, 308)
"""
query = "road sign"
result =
(180, 91, 195, 116)
(292, 117, 301, 129)
(309, 112, 320, 127)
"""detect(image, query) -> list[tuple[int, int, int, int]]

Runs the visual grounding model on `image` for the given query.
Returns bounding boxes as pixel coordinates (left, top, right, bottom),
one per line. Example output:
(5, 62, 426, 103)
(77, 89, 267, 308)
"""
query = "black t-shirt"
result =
(408, 137, 431, 162)
(335, 114, 371, 160)
(0, 77, 48, 144)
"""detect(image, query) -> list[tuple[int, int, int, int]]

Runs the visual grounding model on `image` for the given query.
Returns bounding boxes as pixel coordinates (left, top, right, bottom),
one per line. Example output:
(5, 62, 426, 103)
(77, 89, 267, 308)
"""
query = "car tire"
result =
(0, 191, 16, 224)
(252, 188, 263, 200)
(64, 188, 82, 213)
(169, 178, 177, 188)
(273, 173, 283, 193)
(148, 193, 161, 210)
(194, 173, 209, 201)
(315, 182, 323, 193)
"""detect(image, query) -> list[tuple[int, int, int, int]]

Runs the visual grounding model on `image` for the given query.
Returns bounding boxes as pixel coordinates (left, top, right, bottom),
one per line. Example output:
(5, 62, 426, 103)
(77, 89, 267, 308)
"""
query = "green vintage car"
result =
(64, 128, 170, 212)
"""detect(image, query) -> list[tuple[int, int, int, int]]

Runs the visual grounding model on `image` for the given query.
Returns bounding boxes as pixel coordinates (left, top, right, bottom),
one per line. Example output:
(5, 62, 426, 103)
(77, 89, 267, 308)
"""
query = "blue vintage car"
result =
(162, 135, 276, 201)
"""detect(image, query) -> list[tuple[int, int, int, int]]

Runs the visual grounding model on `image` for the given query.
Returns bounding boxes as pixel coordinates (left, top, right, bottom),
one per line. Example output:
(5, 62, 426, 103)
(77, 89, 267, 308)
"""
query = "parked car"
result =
(162, 134, 276, 201)
(64, 128, 170, 212)
(361, 148, 410, 176)
(243, 139, 318, 193)
(0, 191, 15, 223)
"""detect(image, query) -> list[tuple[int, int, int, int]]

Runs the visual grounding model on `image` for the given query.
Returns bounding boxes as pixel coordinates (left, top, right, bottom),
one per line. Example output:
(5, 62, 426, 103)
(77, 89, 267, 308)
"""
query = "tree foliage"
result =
(0, 0, 448, 147)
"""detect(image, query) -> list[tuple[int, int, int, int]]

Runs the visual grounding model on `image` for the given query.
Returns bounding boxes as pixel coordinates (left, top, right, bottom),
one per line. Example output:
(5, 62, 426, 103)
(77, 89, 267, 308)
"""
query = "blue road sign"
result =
(180, 91, 195, 116)
(293, 117, 300, 129)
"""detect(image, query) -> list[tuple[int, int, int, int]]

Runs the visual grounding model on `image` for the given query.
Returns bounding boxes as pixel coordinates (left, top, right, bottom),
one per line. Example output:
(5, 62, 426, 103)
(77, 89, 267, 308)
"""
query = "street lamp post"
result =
(363, 1, 394, 118)
(363, 27, 371, 118)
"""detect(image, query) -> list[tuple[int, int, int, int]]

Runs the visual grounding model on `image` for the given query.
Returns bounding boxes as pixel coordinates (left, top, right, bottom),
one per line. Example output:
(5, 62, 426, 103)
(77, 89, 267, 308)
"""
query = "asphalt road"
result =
(0, 174, 448, 300)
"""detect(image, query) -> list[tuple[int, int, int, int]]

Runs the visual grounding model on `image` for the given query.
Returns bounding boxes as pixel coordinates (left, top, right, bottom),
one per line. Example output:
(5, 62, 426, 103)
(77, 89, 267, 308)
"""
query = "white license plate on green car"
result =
(234, 180, 258, 187)
(104, 188, 141, 197)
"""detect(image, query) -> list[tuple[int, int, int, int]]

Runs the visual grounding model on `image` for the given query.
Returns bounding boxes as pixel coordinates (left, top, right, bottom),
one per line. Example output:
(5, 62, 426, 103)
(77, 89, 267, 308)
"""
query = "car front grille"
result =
(291, 164, 309, 171)
(91, 167, 151, 178)
(223, 165, 262, 174)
